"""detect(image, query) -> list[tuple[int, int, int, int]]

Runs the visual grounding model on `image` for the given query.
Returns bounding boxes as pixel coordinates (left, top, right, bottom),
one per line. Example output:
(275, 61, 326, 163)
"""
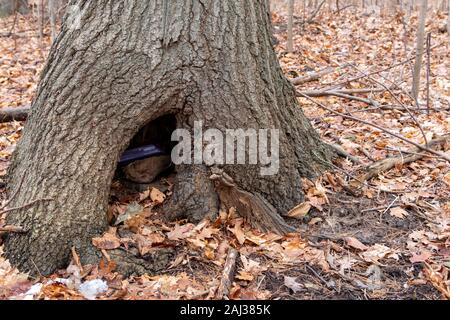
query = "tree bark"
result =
(287, 0, 295, 52)
(0, 0, 28, 17)
(5, 0, 331, 276)
(412, 0, 428, 100)
(48, 0, 58, 42)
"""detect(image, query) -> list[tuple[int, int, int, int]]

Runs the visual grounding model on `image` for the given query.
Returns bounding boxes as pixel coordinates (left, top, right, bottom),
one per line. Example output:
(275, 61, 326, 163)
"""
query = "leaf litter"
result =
(0, 4, 449, 299)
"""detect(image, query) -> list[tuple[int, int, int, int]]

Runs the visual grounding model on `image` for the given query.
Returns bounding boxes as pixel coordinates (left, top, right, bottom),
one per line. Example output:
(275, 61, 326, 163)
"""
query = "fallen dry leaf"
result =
(286, 202, 311, 219)
(229, 219, 246, 245)
(139, 189, 150, 201)
(361, 244, 396, 263)
(410, 250, 432, 263)
(345, 236, 369, 251)
(114, 202, 144, 226)
(390, 207, 409, 219)
(167, 223, 195, 241)
(150, 187, 166, 204)
(41, 283, 82, 300)
(92, 231, 121, 250)
(236, 271, 254, 281)
(284, 276, 303, 293)
(308, 217, 323, 225)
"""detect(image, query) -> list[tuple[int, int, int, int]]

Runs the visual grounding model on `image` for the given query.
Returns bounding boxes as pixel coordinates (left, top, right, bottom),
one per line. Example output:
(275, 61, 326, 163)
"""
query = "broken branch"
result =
(216, 247, 239, 299)
(328, 43, 443, 88)
(291, 63, 351, 86)
(352, 136, 449, 186)
(0, 198, 53, 216)
(298, 93, 450, 163)
(327, 143, 363, 164)
(305, 0, 326, 24)
(297, 87, 386, 97)
(291, 67, 335, 85)
(0, 106, 30, 123)
(0, 225, 25, 233)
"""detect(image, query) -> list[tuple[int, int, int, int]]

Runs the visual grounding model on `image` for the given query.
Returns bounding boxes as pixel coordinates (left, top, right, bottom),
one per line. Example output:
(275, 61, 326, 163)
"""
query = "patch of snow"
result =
(79, 279, 108, 300)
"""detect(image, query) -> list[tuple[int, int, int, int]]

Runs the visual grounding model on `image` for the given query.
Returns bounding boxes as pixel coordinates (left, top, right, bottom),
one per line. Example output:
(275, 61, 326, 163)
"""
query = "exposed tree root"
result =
(210, 170, 296, 235)
(162, 165, 219, 223)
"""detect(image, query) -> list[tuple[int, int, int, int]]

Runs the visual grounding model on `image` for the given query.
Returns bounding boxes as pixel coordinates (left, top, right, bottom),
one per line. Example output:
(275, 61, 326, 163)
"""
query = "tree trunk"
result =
(447, 0, 450, 44)
(287, 0, 295, 52)
(412, 0, 428, 100)
(48, 0, 57, 42)
(4, 0, 331, 276)
(0, 0, 28, 17)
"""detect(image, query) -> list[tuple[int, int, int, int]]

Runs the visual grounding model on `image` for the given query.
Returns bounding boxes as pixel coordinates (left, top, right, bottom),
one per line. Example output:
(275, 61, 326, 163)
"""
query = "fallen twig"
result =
(0, 225, 25, 233)
(322, 42, 443, 89)
(0, 171, 26, 213)
(352, 105, 450, 113)
(325, 59, 414, 88)
(216, 247, 239, 299)
(327, 143, 363, 164)
(291, 67, 336, 86)
(346, 63, 429, 145)
(298, 92, 450, 163)
(335, 4, 354, 14)
(352, 136, 449, 186)
(0, 198, 53, 216)
(358, 146, 376, 162)
(304, 0, 326, 24)
(298, 87, 386, 97)
(323, 92, 378, 106)
(0, 106, 30, 123)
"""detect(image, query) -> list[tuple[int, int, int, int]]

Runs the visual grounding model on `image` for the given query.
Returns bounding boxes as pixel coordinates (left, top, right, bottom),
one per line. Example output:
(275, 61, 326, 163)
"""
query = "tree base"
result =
(210, 169, 296, 235)
(162, 165, 219, 223)
(3, 0, 331, 276)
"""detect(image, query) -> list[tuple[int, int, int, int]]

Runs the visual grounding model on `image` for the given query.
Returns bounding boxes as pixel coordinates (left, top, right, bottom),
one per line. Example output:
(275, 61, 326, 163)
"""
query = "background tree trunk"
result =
(0, 0, 28, 17)
(412, 0, 428, 100)
(447, 0, 450, 44)
(48, 0, 57, 41)
(5, 0, 331, 276)
(287, 0, 295, 52)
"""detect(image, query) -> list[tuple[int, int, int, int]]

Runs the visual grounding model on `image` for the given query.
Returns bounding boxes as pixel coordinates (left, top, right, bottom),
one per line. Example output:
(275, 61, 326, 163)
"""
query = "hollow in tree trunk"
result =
(4, 0, 331, 276)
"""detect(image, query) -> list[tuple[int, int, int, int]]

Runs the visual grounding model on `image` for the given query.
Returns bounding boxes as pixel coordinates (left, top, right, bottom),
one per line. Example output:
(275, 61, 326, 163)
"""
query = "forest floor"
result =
(0, 7, 449, 300)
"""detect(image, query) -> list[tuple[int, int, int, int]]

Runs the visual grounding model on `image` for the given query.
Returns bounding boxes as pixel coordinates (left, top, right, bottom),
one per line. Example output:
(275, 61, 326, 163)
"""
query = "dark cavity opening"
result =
(112, 114, 177, 194)
(126, 114, 177, 155)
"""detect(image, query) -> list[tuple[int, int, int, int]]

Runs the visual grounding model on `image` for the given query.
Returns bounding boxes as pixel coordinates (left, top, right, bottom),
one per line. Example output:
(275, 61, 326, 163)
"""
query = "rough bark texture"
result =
(5, 0, 331, 276)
